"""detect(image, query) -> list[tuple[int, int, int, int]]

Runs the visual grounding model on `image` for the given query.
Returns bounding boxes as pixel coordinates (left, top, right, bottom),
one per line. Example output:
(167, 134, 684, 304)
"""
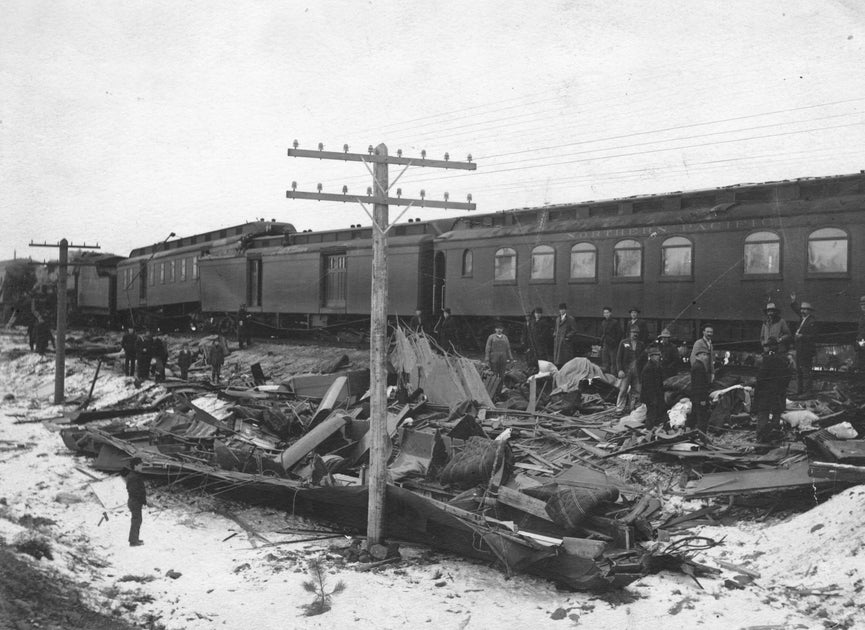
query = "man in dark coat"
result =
(525, 307, 552, 370)
(627, 307, 649, 345)
(640, 346, 665, 428)
(34, 315, 54, 355)
(151, 336, 168, 382)
(599, 306, 622, 375)
(689, 348, 711, 433)
(135, 333, 152, 380)
(790, 295, 818, 395)
(121, 327, 137, 376)
(616, 325, 645, 413)
(120, 457, 147, 547)
(658, 328, 681, 379)
(553, 303, 578, 368)
(237, 304, 252, 349)
(754, 337, 791, 444)
(857, 295, 865, 376)
(434, 307, 458, 354)
(209, 338, 226, 383)
(177, 343, 194, 380)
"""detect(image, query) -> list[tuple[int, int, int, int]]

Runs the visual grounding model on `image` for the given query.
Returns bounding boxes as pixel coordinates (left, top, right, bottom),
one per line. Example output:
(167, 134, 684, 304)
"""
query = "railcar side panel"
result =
(199, 257, 244, 313)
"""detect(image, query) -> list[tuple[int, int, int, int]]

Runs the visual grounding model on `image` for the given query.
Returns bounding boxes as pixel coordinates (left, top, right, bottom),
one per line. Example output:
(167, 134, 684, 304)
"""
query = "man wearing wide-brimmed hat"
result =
(790, 293, 818, 395)
(760, 302, 792, 353)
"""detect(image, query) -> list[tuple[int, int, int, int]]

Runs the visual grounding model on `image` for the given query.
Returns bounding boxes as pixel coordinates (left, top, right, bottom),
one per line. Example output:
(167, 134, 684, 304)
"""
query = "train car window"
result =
(570, 243, 597, 280)
(661, 236, 693, 277)
(807, 227, 848, 274)
(192, 256, 199, 280)
(159, 262, 166, 284)
(461, 250, 473, 277)
(613, 240, 642, 278)
(744, 231, 780, 275)
(179, 258, 187, 282)
(494, 248, 517, 282)
(530, 245, 555, 280)
(148, 263, 155, 286)
(168, 260, 176, 283)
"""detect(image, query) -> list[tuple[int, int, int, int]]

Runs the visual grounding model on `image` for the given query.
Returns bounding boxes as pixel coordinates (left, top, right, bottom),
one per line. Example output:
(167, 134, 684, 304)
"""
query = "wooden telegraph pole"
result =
(30, 239, 100, 404)
(286, 142, 476, 546)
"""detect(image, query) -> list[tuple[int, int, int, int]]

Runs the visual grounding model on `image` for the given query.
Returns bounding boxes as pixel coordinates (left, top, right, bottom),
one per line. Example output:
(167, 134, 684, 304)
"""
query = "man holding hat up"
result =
(790, 293, 818, 395)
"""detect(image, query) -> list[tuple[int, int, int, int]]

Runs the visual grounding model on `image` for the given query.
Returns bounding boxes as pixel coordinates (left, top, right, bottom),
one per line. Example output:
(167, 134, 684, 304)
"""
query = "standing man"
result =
(628, 307, 649, 345)
(856, 296, 865, 376)
(135, 333, 152, 381)
(237, 304, 252, 349)
(408, 308, 426, 334)
(790, 294, 818, 395)
(658, 328, 681, 379)
(553, 303, 578, 368)
(690, 324, 715, 383)
(151, 336, 168, 382)
(640, 346, 666, 428)
(434, 307, 458, 354)
(525, 307, 552, 370)
(484, 320, 514, 379)
(616, 325, 645, 414)
(599, 306, 623, 375)
(209, 338, 225, 383)
(754, 337, 791, 445)
(689, 348, 711, 433)
(760, 303, 792, 353)
(120, 457, 146, 547)
(177, 343, 194, 381)
(121, 327, 137, 377)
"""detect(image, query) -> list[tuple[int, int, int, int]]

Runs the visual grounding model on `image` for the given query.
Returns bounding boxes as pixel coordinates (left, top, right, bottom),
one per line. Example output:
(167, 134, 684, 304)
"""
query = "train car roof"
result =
(201, 233, 434, 259)
(436, 193, 865, 242)
(127, 220, 294, 258)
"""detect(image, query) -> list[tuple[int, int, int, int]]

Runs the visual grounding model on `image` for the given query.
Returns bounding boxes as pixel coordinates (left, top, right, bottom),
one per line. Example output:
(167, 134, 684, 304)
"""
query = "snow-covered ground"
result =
(1, 329, 862, 629)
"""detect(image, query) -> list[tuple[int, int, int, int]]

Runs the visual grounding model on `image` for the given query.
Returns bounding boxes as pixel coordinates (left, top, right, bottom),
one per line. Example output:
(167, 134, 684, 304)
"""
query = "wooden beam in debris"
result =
(496, 486, 554, 522)
(346, 404, 411, 466)
(280, 411, 349, 471)
(67, 406, 158, 424)
(809, 460, 865, 483)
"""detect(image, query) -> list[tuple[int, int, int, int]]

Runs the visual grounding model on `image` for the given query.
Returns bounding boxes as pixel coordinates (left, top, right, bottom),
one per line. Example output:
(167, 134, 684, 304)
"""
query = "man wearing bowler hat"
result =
(790, 293, 818, 395)
(627, 307, 648, 345)
(553, 303, 578, 367)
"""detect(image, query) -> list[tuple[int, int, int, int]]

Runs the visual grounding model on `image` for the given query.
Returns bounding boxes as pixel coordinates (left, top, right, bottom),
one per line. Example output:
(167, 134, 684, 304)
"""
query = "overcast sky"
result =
(2, 0, 864, 261)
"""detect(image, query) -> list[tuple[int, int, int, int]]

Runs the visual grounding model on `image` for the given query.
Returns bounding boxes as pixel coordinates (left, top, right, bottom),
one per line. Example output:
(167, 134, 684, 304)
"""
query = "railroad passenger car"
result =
(73, 252, 125, 327)
(198, 221, 436, 333)
(436, 172, 865, 349)
(116, 221, 293, 330)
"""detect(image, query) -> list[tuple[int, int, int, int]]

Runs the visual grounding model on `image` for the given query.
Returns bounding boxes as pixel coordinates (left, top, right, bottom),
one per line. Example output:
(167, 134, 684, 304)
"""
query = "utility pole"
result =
(286, 142, 475, 546)
(30, 239, 100, 404)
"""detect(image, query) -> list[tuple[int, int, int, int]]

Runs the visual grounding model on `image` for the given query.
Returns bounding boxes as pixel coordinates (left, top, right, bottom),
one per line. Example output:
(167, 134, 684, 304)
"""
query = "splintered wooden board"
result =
(682, 460, 832, 497)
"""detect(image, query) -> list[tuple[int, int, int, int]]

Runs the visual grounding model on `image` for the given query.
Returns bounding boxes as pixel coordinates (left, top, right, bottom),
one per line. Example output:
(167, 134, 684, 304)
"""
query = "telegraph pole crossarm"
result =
(286, 142, 476, 548)
(29, 239, 101, 404)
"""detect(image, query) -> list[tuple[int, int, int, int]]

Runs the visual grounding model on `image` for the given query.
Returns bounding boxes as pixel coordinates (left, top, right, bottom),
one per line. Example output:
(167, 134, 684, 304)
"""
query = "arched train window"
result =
(530, 245, 555, 280)
(494, 247, 517, 282)
(807, 227, 848, 273)
(461, 250, 473, 277)
(661, 236, 693, 277)
(613, 239, 642, 278)
(570, 243, 596, 279)
(744, 231, 780, 274)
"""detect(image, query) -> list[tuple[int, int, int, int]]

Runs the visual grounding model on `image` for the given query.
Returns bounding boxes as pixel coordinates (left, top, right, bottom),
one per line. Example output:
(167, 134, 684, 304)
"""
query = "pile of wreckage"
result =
(57, 329, 865, 592)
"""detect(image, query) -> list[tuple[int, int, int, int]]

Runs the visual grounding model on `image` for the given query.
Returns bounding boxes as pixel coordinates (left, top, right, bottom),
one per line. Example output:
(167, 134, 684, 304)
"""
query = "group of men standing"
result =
(121, 328, 195, 382)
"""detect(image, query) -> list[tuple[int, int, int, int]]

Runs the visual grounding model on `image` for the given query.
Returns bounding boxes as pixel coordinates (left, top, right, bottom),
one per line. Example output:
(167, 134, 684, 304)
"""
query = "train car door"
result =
(323, 253, 347, 309)
(433, 251, 446, 313)
(246, 257, 262, 307)
(138, 262, 147, 301)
